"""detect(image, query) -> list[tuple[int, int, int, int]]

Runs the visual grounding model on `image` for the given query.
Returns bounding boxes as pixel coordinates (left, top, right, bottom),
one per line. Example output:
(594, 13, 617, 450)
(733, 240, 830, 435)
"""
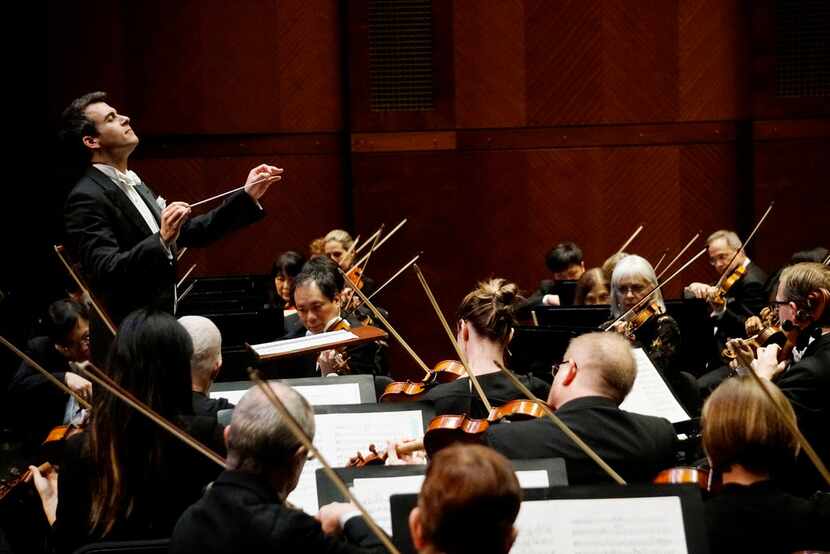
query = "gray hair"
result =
(177, 316, 222, 380)
(565, 332, 636, 404)
(707, 230, 741, 250)
(226, 382, 315, 470)
(610, 254, 664, 318)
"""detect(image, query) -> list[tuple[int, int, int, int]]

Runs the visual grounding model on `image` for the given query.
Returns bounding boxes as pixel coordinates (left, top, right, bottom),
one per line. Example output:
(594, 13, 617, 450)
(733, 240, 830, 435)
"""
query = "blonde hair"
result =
(702, 376, 798, 476)
(323, 229, 353, 249)
(779, 262, 830, 319)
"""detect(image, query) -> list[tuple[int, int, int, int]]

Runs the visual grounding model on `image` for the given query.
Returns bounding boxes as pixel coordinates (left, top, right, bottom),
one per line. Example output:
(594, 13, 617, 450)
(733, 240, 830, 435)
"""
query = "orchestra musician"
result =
(178, 316, 234, 418)
(525, 241, 586, 308)
(573, 267, 610, 305)
(745, 261, 830, 495)
(323, 229, 356, 271)
(481, 332, 676, 484)
(271, 250, 306, 317)
(28, 310, 225, 553)
(61, 92, 283, 326)
(420, 278, 550, 418)
(170, 381, 384, 553)
(7, 299, 92, 451)
(701, 376, 830, 553)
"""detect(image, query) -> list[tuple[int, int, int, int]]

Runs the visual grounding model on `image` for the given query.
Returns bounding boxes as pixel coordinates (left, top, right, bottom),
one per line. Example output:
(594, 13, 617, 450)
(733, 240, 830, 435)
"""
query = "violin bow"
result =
(177, 263, 197, 291)
(493, 360, 626, 485)
(651, 248, 670, 274)
(342, 228, 383, 314)
(413, 264, 493, 413)
(714, 202, 774, 289)
(615, 224, 644, 255)
(354, 226, 384, 255)
(54, 245, 117, 336)
(247, 369, 401, 554)
(348, 218, 408, 274)
(339, 268, 433, 379)
(0, 336, 92, 410)
(346, 252, 421, 317)
(69, 360, 226, 468)
(177, 247, 189, 262)
(730, 347, 830, 486)
(656, 232, 700, 281)
(606, 247, 708, 331)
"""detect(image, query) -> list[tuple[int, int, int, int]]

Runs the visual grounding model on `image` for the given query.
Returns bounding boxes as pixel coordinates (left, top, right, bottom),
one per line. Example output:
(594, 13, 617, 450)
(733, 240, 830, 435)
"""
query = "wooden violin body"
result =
(379, 360, 467, 402)
(710, 263, 747, 309)
(654, 466, 720, 495)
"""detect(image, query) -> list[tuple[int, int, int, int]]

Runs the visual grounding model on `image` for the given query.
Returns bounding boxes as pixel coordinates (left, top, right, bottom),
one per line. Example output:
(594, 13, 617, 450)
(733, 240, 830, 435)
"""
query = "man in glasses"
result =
(483, 332, 676, 485)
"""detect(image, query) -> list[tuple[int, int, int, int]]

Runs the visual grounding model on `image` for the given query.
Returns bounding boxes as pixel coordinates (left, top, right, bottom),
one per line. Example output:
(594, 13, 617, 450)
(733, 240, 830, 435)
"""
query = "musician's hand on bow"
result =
(318, 349, 349, 376)
(244, 164, 283, 200)
(29, 465, 58, 526)
(745, 315, 764, 337)
(542, 294, 560, 306)
(385, 439, 426, 466)
(752, 344, 787, 380)
(160, 202, 191, 244)
(686, 282, 715, 300)
(64, 372, 92, 402)
(316, 502, 357, 535)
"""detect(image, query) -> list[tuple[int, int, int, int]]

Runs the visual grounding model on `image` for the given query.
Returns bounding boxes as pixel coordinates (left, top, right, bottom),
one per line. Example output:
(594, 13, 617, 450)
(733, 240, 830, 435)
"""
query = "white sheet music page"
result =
(515, 470, 549, 489)
(350, 475, 426, 534)
(287, 409, 425, 515)
(512, 496, 687, 554)
(209, 388, 246, 405)
(293, 383, 362, 405)
(250, 329, 357, 356)
(620, 348, 689, 423)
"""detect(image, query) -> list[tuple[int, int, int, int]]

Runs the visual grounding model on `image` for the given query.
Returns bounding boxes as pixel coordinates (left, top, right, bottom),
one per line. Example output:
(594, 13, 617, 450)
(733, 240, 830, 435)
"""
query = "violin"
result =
(619, 300, 663, 340)
(348, 439, 426, 467)
(721, 323, 788, 361)
(0, 462, 53, 502)
(709, 262, 747, 309)
(379, 360, 467, 402)
(653, 466, 720, 495)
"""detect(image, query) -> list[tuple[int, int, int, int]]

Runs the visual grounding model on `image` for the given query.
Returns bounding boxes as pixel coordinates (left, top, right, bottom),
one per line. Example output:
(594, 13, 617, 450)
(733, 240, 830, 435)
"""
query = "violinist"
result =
(573, 267, 609, 305)
(686, 230, 768, 345)
(747, 261, 830, 495)
(406, 444, 521, 554)
(28, 310, 225, 553)
(178, 315, 234, 418)
(483, 332, 676, 485)
(7, 299, 92, 451)
(701, 376, 830, 553)
(420, 279, 550, 418)
(524, 241, 585, 308)
(281, 257, 386, 378)
(271, 250, 306, 318)
(170, 381, 385, 553)
(323, 229, 356, 271)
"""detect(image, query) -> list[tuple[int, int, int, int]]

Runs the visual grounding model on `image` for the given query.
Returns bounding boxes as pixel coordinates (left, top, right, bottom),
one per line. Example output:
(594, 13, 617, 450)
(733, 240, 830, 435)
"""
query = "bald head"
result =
(226, 382, 315, 472)
(178, 316, 222, 385)
(554, 332, 636, 406)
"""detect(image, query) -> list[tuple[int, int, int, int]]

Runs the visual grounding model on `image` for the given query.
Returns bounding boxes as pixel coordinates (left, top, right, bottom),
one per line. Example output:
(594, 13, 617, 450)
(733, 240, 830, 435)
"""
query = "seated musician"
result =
(7, 299, 92, 450)
(748, 261, 830, 495)
(178, 315, 234, 418)
(601, 251, 628, 280)
(701, 376, 830, 553)
(407, 444, 521, 554)
(482, 332, 677, 484)
(323, 229, 356, 271)
(574, 267, 610, 305)
(686, 230, 767, 345)
(28, 310, 225, 553)
(281, 256, 385, 378)
(271, 250, 306, 316)
(421, 278, 550, 418)
(170, 381, 385, 553)
(525, 241, 586, 308)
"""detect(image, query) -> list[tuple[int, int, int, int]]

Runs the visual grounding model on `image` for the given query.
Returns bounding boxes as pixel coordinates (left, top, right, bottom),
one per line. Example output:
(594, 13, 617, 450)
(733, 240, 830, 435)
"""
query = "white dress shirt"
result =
(93, 163, 160, 233)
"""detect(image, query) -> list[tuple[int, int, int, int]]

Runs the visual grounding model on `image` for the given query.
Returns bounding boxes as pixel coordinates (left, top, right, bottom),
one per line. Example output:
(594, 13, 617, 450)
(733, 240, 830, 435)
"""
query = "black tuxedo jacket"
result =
(64, 167, 264, 323)
(170, 470, 384, 554)
(484, 396, 677, 485)
(714, 261, 768, 342)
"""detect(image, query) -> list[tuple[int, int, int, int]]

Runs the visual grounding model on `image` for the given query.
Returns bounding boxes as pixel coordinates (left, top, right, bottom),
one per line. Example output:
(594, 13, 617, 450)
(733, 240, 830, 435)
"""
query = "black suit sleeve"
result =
(178, 190, 264, 248)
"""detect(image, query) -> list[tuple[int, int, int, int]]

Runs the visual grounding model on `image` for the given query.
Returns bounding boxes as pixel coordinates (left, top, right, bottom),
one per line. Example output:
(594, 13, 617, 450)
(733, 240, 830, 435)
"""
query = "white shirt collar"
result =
(93, 163, 142, 188)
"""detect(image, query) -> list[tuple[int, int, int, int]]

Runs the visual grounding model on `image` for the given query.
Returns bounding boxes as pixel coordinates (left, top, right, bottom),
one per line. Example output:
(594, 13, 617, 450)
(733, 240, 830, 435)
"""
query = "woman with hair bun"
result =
(421, 278, 550, 418)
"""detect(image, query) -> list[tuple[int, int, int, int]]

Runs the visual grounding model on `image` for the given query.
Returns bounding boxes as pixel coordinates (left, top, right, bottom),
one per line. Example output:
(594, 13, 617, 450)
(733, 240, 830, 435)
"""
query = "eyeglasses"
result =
(617, 284, 647, 296)
(551, 359, 575, 377)
(769, 300, 790, 311)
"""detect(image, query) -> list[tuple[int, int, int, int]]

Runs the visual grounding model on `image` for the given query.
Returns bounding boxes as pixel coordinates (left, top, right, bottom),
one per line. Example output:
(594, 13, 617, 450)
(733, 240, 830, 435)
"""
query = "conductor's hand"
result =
(244, 164, 283, 201)
(160, 202, 191, 244)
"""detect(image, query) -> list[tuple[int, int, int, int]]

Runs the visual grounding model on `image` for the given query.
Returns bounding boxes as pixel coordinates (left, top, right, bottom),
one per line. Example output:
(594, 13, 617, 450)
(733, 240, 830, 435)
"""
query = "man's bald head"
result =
(561, 332, 637, 405)
(226, 382, 315, 471)
(178, 315, 222, 383)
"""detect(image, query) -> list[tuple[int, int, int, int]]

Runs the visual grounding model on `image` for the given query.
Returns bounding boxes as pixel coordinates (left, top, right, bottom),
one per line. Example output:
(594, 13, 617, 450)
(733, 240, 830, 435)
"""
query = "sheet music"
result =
(287, 409, 425, 514)
(515, 470, 549, 489)
(512, 496, 687, 554)
(351, 475, 426, 534)
(293, 383, 362, 405)
(250, 329, 357, 356)
(620, 348, 690, 424)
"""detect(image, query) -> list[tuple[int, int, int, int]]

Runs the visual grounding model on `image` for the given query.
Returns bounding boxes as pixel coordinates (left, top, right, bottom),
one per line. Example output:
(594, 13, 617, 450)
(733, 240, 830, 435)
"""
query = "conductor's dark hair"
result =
(271, 251, 306, 279)
(545, 241, 583, 273)
(292, 256, 345, 303)
(45, 299, 89, 346)
(59, 91, 108, 166)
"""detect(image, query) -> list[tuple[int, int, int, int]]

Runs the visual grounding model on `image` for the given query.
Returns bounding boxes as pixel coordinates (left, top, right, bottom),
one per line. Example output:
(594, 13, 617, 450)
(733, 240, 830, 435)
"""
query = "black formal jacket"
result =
(713, 261, 767, 342)
(50, 417, 225, 553)
(6, 336, 73, 445)
(170, 470, 384, 554)
(774, 331, 830, 495)
(704, 481, 830, 554)
(421, 372, 550, 419)
(192, 391, 234, 418)
(484, 396, 677, 485)
(64, 167, 265, 324)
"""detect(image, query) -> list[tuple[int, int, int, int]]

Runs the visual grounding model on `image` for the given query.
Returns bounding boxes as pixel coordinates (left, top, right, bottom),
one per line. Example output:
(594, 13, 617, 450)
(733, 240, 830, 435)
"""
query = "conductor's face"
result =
(295, 281, 340, 334)
(83, 102, 139, 154)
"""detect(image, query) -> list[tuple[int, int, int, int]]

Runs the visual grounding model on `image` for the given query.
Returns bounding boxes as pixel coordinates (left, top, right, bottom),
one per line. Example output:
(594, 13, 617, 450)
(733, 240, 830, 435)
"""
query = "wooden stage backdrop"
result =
(42, 0, 829, 381)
